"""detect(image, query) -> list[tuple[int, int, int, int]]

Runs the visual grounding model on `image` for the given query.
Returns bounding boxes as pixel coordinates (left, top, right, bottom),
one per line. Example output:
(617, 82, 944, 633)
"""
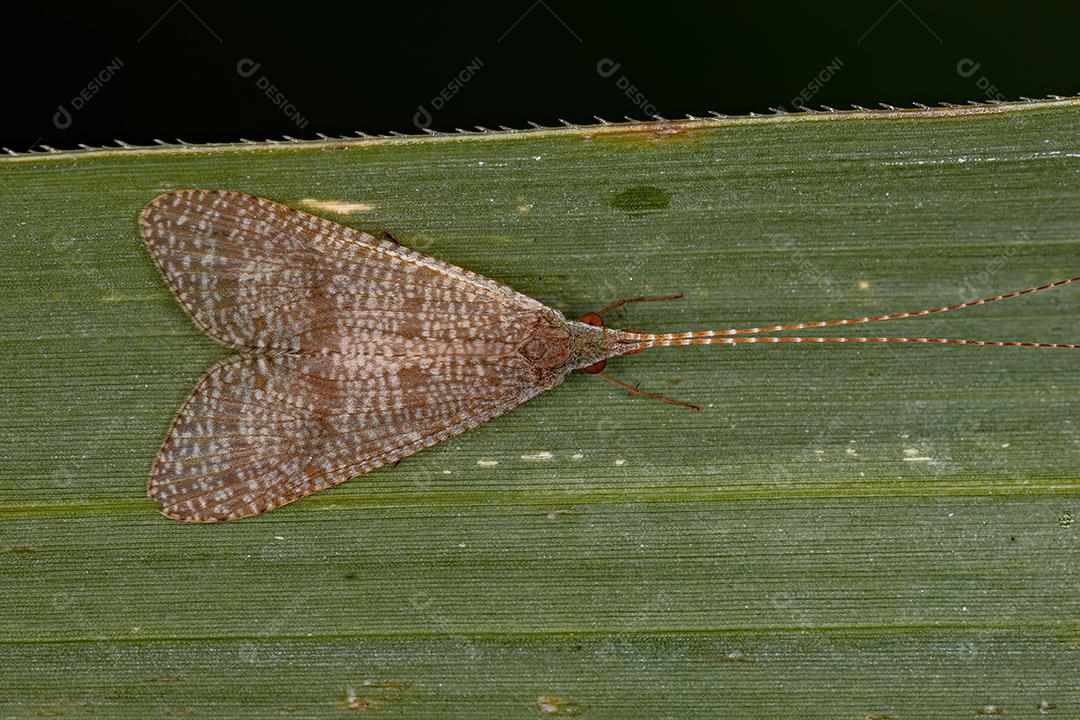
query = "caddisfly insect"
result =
(139, 190, 1078, 522)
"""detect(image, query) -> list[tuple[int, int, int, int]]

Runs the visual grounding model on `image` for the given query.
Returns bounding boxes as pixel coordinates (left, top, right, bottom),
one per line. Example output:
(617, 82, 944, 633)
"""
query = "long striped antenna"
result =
(624, 276, 1080, 351)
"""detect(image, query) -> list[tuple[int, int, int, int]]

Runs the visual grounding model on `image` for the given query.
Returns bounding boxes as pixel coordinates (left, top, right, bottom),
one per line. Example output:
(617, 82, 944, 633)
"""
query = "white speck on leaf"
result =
(297, 198, 377, 214)
(903, 447, 932, 462)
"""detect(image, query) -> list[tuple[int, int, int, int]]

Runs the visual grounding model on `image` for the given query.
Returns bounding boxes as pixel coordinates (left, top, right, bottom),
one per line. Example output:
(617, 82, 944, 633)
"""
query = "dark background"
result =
(6, 2, 1079, 151)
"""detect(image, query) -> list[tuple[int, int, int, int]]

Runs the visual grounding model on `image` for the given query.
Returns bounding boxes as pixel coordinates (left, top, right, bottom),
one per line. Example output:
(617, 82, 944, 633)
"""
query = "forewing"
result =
(150, 352, 554, 522)
(139, 189, 548, 352)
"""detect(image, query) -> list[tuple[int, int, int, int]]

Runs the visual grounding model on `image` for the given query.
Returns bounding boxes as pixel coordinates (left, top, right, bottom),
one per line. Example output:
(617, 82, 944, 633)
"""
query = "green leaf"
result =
(2, 100, 1078, 718)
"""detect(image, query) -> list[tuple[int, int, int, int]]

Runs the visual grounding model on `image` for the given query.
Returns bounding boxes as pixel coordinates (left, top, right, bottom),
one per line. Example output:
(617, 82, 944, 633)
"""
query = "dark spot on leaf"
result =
(606, 186, 671, 216)
(344, 573, 356, 581)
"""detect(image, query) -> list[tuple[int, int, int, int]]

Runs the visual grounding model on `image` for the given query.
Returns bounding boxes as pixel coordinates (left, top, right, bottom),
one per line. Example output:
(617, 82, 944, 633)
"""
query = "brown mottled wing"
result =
(150, 352, 552, 522)
(139, 190, 559, 522)
(139, 189, 548, 353)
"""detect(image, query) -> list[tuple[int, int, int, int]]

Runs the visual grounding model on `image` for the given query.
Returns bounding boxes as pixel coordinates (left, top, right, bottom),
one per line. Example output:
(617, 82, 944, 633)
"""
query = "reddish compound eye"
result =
(582, 359, 607, 374)
(579, 312, 603, 327)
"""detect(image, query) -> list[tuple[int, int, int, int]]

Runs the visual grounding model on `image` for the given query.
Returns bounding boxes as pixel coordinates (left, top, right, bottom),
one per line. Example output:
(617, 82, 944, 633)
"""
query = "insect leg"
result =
(593, 293, 684, 317)
(594, 371, 701, 411)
